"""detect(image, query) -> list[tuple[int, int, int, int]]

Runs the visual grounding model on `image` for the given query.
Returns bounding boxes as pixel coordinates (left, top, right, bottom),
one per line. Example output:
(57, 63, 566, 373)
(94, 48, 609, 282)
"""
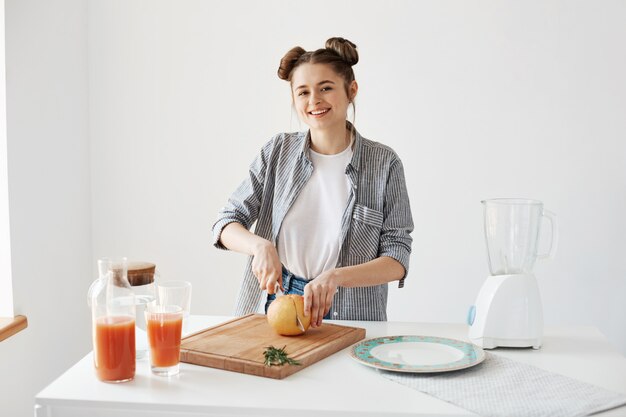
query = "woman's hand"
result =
(252, 241, 283, 294)
(304, 270, 339, 328)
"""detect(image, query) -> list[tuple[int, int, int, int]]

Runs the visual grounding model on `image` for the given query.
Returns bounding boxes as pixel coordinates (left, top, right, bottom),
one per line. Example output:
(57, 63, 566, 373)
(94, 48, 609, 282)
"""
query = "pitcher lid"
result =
(127, 261, 156, 286)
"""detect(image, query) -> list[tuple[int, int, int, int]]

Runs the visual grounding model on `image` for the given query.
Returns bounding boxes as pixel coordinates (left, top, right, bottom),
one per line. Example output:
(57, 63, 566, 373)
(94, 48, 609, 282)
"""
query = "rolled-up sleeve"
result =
(211, 138, 274, 250)
(378, 157, 414, 287)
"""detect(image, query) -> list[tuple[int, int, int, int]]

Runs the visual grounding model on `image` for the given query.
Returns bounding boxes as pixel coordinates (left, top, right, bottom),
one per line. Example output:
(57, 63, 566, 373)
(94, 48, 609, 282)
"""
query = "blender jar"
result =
(482, 198, 557, 276)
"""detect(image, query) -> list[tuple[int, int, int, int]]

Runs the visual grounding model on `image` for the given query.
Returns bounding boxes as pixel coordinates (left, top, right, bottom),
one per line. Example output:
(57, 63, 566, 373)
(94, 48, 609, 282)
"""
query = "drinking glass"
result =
(145, 305, 183, 377)
(157, 281, 192, 319)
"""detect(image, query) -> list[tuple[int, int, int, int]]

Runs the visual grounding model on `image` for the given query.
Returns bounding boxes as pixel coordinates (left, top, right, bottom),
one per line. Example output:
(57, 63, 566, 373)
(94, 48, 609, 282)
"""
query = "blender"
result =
(468, 198, 558, 349)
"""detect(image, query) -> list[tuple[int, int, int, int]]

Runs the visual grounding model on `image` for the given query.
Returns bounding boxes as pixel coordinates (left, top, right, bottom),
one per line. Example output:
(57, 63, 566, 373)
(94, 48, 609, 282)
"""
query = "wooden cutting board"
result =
(180, 314, 366, 379)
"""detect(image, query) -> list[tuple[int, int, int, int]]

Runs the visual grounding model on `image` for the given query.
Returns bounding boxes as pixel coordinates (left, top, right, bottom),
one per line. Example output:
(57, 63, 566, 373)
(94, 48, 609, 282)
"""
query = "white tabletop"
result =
(35, 316, 626, 417)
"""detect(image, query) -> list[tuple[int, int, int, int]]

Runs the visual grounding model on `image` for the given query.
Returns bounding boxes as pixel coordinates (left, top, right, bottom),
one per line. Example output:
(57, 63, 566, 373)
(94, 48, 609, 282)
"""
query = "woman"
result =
(212, 37, 413, 327)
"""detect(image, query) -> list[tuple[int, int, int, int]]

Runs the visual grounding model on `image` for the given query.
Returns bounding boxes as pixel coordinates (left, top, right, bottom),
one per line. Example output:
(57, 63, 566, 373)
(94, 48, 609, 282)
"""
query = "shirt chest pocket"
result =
(349, 204, 384, 260)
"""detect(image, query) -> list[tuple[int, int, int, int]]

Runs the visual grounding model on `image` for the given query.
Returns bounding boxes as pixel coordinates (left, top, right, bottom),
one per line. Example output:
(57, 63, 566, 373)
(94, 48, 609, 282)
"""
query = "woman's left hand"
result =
(304, 270, 339, 328)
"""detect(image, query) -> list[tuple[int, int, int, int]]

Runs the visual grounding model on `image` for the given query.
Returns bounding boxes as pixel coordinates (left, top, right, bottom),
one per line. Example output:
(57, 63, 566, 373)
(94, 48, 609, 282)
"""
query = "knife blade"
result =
(296, 315, 305, 332)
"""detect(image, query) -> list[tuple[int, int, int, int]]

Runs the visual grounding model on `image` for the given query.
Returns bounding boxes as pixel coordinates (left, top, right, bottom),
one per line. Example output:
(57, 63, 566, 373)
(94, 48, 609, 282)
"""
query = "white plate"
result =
(350, 335, 485, 373)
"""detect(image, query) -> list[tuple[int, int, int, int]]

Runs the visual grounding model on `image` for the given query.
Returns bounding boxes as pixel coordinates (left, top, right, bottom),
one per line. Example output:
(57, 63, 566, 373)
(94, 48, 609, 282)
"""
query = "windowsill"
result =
(0, 315, 28, 342)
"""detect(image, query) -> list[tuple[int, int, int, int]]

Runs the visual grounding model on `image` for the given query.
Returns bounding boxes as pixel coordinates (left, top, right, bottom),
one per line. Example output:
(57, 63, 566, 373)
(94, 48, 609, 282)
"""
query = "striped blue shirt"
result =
(212, 123, 414, 320)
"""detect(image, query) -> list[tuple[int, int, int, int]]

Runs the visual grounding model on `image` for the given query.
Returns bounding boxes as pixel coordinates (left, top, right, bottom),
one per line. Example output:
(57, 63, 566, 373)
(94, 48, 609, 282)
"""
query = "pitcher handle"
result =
(537, 209, 558, 260)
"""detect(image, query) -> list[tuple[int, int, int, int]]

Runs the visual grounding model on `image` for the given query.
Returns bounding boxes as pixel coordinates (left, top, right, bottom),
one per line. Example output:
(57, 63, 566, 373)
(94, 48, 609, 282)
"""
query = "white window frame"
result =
(0, 0, 15, 318)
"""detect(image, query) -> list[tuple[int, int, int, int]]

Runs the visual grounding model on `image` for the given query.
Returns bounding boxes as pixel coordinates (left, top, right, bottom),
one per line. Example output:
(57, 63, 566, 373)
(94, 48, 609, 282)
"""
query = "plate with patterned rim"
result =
(349, 335, 486, 373)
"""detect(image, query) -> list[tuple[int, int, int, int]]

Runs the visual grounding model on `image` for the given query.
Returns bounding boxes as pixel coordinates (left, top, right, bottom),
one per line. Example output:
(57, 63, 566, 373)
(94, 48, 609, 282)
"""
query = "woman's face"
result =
(291, 63, 357, 131)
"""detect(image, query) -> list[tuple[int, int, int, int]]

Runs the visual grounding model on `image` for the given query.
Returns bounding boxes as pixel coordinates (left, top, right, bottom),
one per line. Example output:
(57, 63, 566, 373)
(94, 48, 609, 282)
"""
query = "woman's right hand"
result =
(252, 241, 283, 294)
(219, 223, 283, 294)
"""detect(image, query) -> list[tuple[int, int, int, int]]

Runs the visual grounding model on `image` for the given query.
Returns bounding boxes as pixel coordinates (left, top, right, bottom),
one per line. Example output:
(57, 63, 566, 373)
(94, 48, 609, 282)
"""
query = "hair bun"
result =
(325, 37, 359, 66)
(277, 46, 307, 80)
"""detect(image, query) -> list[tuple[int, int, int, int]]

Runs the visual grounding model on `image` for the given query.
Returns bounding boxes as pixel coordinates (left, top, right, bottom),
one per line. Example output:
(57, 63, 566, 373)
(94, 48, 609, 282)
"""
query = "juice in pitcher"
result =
(94, 316, 136, 382)
(88, 258, 137, 382)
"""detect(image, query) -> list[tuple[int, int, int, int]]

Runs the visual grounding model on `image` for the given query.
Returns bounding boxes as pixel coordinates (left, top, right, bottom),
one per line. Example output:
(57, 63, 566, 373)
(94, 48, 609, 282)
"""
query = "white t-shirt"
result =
(277, 143, 353, 279)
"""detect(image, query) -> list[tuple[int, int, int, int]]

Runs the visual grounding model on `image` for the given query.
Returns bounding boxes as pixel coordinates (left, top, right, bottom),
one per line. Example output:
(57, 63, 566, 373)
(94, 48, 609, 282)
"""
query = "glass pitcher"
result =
(482, 199, 558, 275)
(127, 262, 157, 360)
(88, 258, 136, 382)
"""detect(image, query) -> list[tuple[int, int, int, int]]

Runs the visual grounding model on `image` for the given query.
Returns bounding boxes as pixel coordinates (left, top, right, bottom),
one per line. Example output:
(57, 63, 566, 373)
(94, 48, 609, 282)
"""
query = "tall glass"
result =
(89, 258, 136, 383)
(145, 305, 184, 376)
(482, 199, 557, 275)
(157, 280, 192, 321)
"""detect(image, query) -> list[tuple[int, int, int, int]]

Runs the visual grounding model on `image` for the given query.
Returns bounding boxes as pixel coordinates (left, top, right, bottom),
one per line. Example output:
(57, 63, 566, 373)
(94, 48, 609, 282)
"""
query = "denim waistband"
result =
(281, 266, 310, 294)
(267, 266, 330, 320)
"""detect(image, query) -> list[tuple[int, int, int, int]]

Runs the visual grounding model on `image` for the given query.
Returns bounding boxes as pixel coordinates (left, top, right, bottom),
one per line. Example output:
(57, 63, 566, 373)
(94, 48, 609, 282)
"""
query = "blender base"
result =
(468, 273, 544, 349)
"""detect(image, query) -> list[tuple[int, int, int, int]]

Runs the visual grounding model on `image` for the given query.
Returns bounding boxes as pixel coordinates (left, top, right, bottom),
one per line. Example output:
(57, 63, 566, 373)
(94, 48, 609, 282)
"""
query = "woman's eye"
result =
(321, 87, 332, 92)
(298, 91, 308, 96)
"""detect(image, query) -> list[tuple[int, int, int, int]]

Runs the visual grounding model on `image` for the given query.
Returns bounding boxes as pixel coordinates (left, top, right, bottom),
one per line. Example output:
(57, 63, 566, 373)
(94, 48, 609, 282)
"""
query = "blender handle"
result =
(537, 209, 558, 260)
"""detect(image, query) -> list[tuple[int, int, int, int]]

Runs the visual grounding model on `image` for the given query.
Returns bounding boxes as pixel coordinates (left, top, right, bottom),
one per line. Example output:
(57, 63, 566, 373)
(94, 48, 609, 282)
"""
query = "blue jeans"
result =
(264, 266, 331, 320)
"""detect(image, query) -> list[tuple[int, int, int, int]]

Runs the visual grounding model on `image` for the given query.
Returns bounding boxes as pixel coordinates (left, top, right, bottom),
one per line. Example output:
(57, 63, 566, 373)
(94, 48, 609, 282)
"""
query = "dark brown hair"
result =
(277, 37, 359, 100)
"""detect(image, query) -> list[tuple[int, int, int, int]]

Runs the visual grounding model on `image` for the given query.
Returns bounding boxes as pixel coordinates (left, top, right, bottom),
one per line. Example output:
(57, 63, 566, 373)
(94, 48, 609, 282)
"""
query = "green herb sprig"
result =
(263, 345, 301, 367)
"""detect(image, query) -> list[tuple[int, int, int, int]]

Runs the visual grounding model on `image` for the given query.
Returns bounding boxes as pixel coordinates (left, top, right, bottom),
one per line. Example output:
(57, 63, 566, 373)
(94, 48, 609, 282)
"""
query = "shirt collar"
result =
(301, 121, 363, 172)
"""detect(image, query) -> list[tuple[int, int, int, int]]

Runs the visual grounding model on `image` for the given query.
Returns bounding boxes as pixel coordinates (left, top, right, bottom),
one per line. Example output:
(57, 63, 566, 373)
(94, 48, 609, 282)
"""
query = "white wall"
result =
(1, 1, 91, 417)
(89, 0, 626, 355)
(2, 2, 625, 415)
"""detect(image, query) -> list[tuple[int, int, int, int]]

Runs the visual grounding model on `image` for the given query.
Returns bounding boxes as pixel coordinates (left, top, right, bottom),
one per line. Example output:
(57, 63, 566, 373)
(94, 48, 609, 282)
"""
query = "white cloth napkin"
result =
(380, 352, 626, 417)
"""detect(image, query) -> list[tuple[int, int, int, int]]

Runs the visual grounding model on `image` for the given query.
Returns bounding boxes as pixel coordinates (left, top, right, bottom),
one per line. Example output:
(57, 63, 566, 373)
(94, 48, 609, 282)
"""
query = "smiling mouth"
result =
(309, 108, 330, 116)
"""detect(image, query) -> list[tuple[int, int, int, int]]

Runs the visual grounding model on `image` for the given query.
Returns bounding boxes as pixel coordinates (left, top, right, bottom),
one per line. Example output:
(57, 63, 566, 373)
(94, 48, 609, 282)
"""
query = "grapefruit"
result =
(267, 294, 311, 336)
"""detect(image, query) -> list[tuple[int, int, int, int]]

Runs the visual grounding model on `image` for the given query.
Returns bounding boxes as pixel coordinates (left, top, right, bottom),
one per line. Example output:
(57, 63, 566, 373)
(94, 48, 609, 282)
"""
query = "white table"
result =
(35, 316, 626, 417)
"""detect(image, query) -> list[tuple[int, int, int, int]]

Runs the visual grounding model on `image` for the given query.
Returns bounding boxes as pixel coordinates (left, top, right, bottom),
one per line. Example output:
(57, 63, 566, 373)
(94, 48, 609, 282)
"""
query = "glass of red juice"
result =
(145, 305, 183, 376)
